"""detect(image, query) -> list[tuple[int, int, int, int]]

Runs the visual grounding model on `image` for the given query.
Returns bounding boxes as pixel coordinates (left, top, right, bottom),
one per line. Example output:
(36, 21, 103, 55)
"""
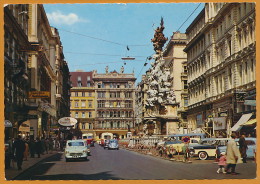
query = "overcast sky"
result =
(44, 3, 204, 83)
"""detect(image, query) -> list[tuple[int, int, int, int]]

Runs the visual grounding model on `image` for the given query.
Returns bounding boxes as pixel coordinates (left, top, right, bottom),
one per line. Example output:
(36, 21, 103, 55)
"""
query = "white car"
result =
(65, 140, 88, 162)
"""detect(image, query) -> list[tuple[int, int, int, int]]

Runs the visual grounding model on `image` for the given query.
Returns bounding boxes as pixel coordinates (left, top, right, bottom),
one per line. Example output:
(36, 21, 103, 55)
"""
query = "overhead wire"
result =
(136, 3, 203, 79)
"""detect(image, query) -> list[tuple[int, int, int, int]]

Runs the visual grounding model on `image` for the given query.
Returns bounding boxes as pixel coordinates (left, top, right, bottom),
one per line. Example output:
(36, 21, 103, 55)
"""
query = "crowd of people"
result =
(5, 136, 65, 170)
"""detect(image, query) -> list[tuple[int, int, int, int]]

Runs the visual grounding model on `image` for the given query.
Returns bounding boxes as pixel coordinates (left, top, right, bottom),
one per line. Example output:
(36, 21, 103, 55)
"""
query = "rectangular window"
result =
(184, 98, 188, 107)
(75, 101, 79, 107)
(97, 100, 105, 108)
(89, 112, 92, 118)
(75, 92, 78, 97)
(82, 92, 85, 97)
(87, 76, 90, 81)
(184, 80, 188, 89)
(89, 92, 92, 97)
(82, 112, 85, 118)
(75, 112, 78, 118)
(81, 101, 86, 107)
(88, 101, 92, 108)
(87, 82, 91, 87)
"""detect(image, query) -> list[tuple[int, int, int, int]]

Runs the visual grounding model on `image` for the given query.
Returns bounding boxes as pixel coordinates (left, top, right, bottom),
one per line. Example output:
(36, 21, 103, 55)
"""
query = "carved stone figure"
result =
(151, 17, 168, 54)
(105, 66, 109, 73)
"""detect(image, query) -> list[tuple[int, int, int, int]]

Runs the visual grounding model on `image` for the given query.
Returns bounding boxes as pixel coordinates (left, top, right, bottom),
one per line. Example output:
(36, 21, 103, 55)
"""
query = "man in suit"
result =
(13, 135, 26, 170)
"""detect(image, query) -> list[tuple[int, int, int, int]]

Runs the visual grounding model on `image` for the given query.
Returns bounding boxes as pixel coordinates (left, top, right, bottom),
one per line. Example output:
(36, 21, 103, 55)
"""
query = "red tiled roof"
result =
(70, 71, 93, 87)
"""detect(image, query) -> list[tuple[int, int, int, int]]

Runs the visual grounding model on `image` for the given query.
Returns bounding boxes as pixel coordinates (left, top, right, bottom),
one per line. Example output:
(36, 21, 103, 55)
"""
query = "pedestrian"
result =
(23, 139, 29, 161)
(226, 133, 242, 175)
(217, 152, 227, 174)
(12, 135, 26, 170)
(28, 138, 35, 158)
(238, 133, 248, 163)
(35, 137, 42, 158)
(7, 137, 15, 168)
(48, 138, 54, 154)
(45, 138, 49, 154)
(182, 142, 192, 163)
(41, 137, 46, 154)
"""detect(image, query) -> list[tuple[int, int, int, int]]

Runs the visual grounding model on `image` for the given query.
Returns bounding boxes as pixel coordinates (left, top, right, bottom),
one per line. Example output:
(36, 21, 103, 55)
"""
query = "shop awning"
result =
(241, 119, 256, 126)
(230, 113, 252, 132)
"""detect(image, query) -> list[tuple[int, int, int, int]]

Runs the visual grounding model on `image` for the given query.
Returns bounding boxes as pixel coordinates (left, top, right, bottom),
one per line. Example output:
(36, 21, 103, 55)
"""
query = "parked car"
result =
(108, 139, 119, 150)
(216, 137, 256, 158)
(163, 138, 200, 155)
(189, 138, 231, 160)
(103, 139, 110, 149)
(65, 140, 88, 162)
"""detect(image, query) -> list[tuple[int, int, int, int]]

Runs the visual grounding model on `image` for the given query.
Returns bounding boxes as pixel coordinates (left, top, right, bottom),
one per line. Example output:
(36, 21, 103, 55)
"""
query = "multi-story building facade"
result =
(4, 4, 71, 140)
(185, 3, 256, 137)
(93, 66, 136, 139)
(70, 71, 96, 136)
(4, 4, 31, 139)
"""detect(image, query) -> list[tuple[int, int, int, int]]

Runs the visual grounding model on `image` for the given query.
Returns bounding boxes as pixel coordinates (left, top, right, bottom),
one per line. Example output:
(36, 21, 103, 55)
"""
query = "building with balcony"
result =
(93, 66, 136, 139)
(184, 3, 256, 137)
(4, 4, 31, 139)
(4, 4, 71, 140)
(70, 71, 95, 137)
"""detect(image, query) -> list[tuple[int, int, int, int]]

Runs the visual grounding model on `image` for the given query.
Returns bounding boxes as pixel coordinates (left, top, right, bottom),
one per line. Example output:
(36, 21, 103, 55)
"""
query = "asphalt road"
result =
(15, 144, 256, 180)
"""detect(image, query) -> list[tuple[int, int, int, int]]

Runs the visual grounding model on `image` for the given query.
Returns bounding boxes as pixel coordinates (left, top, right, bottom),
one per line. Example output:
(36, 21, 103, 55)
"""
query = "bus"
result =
(82, 133, 94, 146)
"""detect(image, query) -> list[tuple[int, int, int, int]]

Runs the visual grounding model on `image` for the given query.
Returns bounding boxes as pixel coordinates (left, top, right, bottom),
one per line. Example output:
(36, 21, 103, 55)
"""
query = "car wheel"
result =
(198, 151, 208, 160)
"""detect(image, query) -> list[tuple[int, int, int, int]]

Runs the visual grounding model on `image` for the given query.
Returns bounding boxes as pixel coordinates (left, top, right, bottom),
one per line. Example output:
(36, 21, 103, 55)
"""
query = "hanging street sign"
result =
(28, 91, 50, 98)
(58, 117, 78, 127)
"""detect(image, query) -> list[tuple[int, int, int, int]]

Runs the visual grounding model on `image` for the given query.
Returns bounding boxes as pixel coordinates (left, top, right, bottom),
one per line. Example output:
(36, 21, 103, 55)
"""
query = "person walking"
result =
(41, 137, 46, 155)
(226, 133, 242, 175)
(238, 133, 248, 163)
(217, 152, 227, 174)
(28, 138, 35, 158)
(12, 136, 25, 170)
(23, 139, 29, 161)
(182, 142, 192, 163)
(45, 138, 49, 154)
(35, 137, 42, 158)
(49, 138, 54, 154)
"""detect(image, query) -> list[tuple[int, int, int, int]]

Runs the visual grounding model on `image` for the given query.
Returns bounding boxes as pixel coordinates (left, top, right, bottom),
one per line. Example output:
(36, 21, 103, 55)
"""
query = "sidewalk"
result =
(5, 150, 61, 180)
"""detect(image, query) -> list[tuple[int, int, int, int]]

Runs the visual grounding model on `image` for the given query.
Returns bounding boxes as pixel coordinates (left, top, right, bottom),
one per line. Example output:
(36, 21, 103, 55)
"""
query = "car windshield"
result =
(68, 142, 84, 146)
(109, 140, 118, 143)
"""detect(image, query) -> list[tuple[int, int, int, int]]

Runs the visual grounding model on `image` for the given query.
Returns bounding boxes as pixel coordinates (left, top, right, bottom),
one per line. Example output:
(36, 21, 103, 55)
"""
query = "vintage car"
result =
(103, 139, 110, 149)
(108, 139, 119, 150)
(65, 140, 88, 162)
(189, 138, 231, 160)
(216, 137, 256, 158)
(164, 138, 201, 155)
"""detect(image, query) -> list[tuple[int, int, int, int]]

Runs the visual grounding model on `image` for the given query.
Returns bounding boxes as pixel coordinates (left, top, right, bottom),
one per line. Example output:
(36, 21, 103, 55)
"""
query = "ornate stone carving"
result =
(151, 17, 168, 54)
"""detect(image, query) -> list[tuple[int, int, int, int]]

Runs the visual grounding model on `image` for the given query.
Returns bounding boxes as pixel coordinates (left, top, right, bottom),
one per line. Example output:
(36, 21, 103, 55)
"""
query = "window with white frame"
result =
(82, 112, 85, 118)
(75, 112, 78, 118)
(81, 101, 86, 107)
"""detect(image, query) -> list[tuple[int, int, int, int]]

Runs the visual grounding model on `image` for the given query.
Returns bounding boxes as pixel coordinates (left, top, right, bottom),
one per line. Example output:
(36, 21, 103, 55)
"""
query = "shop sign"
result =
(58, 117, 77, 127)
(196, 114, 203, 127)
(28, 91, 50, 98)
(213, 117, 226, 130)
(244, 100, 256, 106)
(4, 120, 12, 128)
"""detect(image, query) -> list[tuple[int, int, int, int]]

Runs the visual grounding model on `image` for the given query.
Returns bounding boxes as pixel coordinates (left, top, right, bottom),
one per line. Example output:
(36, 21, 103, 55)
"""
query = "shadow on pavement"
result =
(17, 171, 123, 180)
(13, 153, 63, 180)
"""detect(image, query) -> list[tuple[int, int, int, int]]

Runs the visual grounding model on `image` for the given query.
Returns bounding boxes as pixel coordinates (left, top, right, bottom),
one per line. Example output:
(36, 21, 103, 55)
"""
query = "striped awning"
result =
(241, 119, 256, 126)
(231, 113, 252, 132)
